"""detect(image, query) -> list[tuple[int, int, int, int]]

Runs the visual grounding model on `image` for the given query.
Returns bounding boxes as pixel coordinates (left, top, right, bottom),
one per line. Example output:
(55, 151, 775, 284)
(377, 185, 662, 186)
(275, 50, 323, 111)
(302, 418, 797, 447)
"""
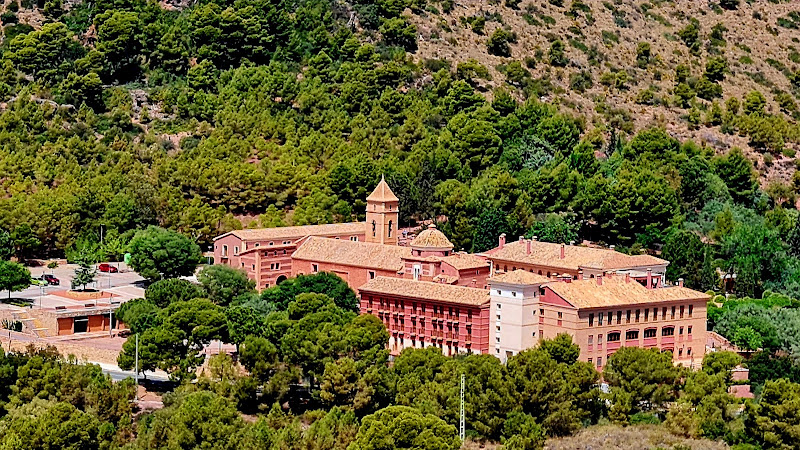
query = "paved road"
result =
(3, 263, 145, 300)
(92, 362, 171, 382)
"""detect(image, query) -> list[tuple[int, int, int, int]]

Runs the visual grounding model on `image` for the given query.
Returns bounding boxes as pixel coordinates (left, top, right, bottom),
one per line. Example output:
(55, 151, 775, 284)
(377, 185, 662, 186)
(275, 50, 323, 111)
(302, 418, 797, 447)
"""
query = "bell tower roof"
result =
(367, 176, 399, 203)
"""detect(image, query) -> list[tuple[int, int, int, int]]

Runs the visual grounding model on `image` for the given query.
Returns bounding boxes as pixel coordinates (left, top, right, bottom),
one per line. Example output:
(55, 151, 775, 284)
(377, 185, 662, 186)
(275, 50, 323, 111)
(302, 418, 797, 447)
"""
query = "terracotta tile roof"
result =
(216, 222, 365, 242)
(440, 253, 488, 270)
(359, 277, 489, 306)
(489, 269, 551, 285)
(729, 385, 754, 399)
(486, 240, 667, 271)
(545, 277, 709, 309)
(410, 224, 454, 249)
(432, 274, 459, 284)
(366, 177, 399, 202)
(292, 237, 411, 272)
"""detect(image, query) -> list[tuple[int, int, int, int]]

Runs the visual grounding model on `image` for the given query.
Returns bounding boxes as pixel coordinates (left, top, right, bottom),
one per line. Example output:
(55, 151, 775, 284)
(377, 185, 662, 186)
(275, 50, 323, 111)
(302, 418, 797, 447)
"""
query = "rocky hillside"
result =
(410, 0, 800, 184)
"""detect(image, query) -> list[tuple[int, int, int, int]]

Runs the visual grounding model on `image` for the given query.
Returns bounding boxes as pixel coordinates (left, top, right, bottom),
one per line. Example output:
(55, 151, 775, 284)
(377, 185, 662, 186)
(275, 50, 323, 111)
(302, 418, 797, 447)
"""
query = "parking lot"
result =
(6, 262, 145, 302)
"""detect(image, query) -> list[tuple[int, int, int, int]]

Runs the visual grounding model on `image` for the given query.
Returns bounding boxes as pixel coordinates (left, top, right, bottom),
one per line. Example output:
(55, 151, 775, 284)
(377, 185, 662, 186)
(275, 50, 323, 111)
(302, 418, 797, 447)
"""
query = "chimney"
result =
(577, 270, 583, 281)
(499, 233, 506, 249)
(646, 268, 653, 289)
(532, 236, 538, 241)
(472, 278, 477, 287)
(569, 240, 575, 246)
(560, 243, 565, 260)
(596, 275, 603, 286)
(519, 236, 524, 242)
(526, 239, 532, 255)
(609, 245, 615, 251)
(625, 273, 630, 283)
(678, 278, 684, 287)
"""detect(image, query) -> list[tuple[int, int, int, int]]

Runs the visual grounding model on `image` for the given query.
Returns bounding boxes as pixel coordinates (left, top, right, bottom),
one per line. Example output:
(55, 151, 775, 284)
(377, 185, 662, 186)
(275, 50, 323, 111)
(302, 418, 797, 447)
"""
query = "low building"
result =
(359, 277, 490, 356)
(292, 237, 411, 289)
(32, 303, 121, 336)
(213, 222, 366, 289)
(489, 270, 708, 368)
(485, 235, 668, 286)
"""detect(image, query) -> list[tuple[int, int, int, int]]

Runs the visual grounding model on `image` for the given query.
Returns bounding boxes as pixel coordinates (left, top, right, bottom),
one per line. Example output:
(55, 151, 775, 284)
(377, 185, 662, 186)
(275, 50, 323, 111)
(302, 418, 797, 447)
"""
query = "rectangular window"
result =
(687, 347, 692, 355)
(350, 236, 358, 241)
(497, 304, 502, 309)
(234, 246, 239, 255)
(607, 332, 621, 342)
(617, 311, 622, 324)
(496, 314, 501, 320)
(626, 330, 639, 340)
(688, 326, 693, 335)
(626, 310, 631, 323)
(635, 310, 640, 323)
(680, 305, 685, 318)
(662, 307, 667, 319)
(644, 308, 649, 321)
(540, 308, 545, 316)
(589, 313, 594, 327)
(679, 326, 684, 335)
(688, 305, 693, 317)
(662, 327, 675, 336)
(598, 334, 603, 342)
(588, 335, 593, 344)
(369, 271, 376, 280)
(222, 245, 228, 257)
(644, 328, 657, 338)
(312, 264, 319, 273)
(671, 306, 676, 319)
(597, 357, 602, 367)
(598, 313, 603, 325)
(558, 312, 563, 319)
(607, 312, 612, 324)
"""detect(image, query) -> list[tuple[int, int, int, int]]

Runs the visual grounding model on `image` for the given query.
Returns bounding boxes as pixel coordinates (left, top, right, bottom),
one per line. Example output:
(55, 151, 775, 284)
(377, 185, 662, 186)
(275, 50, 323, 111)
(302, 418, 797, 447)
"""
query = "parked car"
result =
(42, 274, 60, 285)
(31, 277, 48, 287)
(98, 263, 118, 273)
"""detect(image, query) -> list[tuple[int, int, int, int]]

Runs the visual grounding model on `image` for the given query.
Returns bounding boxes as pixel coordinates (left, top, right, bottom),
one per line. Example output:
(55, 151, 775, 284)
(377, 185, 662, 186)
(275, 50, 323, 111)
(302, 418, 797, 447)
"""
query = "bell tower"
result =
(365, 176, 399, 245)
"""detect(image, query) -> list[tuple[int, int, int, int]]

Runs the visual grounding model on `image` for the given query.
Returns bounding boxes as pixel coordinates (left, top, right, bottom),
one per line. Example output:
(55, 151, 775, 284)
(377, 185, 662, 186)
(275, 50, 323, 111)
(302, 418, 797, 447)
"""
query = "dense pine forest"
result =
(2, 0, 800, 446)
(0, 0, 798, 300)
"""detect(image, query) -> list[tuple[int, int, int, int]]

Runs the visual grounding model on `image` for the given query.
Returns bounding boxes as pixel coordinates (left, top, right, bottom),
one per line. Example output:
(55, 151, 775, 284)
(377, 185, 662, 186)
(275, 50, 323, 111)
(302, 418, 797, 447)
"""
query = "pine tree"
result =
(700, 247, 719, 292)
(788, 217, 800, 258)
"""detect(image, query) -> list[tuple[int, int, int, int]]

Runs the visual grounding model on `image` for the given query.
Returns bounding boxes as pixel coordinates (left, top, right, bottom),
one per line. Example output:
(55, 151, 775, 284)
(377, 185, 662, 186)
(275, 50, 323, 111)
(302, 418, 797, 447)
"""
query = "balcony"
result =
(661, 336, 675, 345)
(606, 341, 621, 351)
(643, 338, 658, 347)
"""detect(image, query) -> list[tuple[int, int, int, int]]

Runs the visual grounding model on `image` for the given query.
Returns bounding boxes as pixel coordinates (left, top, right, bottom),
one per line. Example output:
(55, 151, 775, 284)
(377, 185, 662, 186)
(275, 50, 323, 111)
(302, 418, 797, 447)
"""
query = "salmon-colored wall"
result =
(540, 287, 707, 370)
(293, 259, 397, 292)
(57, 318, 72, 335)
(214, 232, 366, 290)
(360, 292, 490, 356)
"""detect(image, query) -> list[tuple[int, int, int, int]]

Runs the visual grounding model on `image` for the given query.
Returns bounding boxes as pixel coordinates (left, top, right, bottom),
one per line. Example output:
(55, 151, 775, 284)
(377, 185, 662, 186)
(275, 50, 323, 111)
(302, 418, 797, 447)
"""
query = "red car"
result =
(98, 263, 118, 273)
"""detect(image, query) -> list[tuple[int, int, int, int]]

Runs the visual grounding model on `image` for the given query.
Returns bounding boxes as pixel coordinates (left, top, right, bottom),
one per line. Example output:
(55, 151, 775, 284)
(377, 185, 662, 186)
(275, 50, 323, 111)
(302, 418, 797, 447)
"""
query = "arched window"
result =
(607, 331, 621, 342)
(662, 326, 675, 336)
(372, 220, 376, 237)
(388, 220, 393, 237)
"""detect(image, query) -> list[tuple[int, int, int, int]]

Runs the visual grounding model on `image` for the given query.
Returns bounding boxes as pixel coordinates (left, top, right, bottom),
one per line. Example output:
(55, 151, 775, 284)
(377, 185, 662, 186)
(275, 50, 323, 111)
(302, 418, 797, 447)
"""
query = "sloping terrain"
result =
(411, 0, 800, 183)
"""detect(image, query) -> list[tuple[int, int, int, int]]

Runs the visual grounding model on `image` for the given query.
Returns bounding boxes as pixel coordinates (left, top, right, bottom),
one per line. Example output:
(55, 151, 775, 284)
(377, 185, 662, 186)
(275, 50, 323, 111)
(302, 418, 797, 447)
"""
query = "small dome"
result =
(411, 224, 454, 250)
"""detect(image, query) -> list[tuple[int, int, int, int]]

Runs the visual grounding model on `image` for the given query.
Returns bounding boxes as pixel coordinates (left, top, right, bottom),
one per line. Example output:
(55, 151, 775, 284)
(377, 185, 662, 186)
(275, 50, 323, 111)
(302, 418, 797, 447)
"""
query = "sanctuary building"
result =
(213, 179, 708, 369)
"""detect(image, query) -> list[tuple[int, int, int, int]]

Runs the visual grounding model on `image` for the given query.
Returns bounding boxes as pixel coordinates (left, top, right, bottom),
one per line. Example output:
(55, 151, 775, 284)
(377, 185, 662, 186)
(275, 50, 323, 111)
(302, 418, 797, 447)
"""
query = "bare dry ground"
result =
(411, 0, 800, 183)
(545, 424, 729, 450)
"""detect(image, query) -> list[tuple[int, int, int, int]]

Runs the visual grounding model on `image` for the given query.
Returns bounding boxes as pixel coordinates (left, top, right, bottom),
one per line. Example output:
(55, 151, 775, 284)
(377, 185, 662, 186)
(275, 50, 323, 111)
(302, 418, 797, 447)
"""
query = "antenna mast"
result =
(459, 373, 465, 442)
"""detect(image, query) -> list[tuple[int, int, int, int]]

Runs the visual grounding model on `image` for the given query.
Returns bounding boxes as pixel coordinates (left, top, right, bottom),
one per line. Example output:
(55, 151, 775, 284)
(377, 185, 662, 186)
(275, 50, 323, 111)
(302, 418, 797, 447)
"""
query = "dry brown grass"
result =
(544, 424, 729, 450)
(411, 0, 800, 183)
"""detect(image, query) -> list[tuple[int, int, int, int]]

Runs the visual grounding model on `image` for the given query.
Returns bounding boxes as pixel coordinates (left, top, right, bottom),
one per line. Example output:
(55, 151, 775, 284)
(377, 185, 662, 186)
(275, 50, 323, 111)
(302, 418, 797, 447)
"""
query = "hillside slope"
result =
(410, 0, 800, 183)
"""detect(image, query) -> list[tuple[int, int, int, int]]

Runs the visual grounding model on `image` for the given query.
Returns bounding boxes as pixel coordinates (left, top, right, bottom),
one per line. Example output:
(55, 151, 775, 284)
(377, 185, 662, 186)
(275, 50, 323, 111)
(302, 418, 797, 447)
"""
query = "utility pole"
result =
(134, 333, 139, 401)
(459, 373, 465, 442)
